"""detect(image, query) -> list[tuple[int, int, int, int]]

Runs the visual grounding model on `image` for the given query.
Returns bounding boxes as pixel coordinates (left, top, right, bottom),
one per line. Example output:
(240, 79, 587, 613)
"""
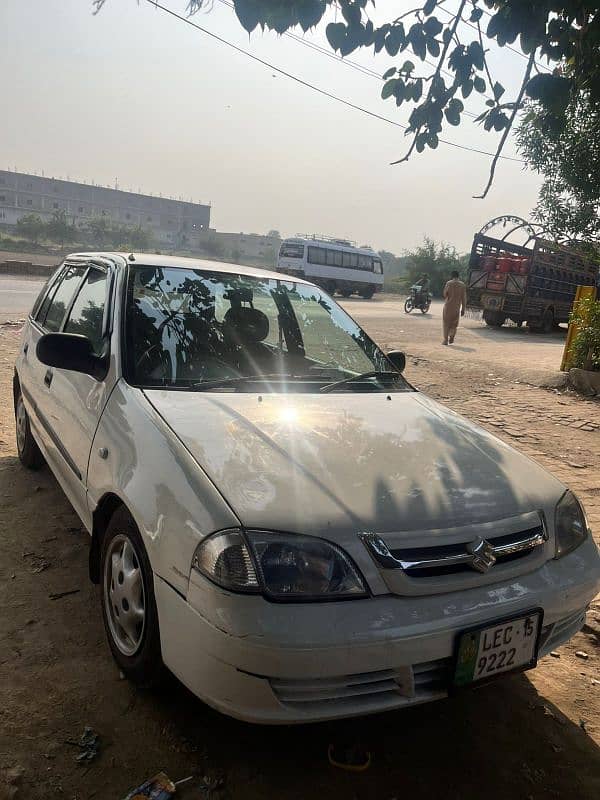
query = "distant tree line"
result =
(14, 211, 153, 251)
(384, 237, 467, 296)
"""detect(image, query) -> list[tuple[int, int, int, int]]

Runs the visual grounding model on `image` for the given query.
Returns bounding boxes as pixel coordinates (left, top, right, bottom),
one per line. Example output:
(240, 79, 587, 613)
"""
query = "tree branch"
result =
(476, 16, 495, 93)
(474, 50, 536, 199)
(391, 0, 469, 165)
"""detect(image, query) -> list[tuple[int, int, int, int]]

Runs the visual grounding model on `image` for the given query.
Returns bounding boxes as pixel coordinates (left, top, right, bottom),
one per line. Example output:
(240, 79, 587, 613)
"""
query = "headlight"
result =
(193, 529, 367, 601)
(555, 491, 589, 558)
(192, 530, 259, 592)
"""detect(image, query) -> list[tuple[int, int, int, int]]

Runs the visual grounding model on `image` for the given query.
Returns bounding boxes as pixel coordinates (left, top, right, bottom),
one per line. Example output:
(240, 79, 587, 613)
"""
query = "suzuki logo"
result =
(467, 537, 497, 573)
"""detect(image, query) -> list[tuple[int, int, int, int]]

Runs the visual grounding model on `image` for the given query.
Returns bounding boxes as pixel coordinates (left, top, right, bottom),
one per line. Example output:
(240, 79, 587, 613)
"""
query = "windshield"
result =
(125, 266, 408, 392)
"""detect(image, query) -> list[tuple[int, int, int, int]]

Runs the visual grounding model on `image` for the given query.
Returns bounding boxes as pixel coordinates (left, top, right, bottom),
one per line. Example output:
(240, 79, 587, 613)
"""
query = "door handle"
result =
(23, 342, 29, 355)
(44, 369, 53, 388)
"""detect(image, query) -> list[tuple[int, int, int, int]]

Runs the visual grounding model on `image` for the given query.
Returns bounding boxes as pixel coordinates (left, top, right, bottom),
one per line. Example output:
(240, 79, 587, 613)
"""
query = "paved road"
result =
(0, 275, 45, 321)
(342, 295, 567, 384)
(0, 277, 567, 382)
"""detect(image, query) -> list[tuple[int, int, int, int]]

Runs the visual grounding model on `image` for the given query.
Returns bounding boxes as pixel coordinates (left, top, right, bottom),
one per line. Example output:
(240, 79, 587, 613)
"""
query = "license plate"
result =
(454, 610, 542, 687)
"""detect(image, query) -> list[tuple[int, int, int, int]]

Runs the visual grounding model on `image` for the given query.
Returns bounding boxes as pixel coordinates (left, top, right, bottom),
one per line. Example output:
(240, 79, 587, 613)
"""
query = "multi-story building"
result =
(0, 169, 210, 245)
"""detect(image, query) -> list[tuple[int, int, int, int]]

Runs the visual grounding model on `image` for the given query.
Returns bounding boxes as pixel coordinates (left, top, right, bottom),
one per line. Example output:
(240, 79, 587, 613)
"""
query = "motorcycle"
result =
(404, 284, 431, 314)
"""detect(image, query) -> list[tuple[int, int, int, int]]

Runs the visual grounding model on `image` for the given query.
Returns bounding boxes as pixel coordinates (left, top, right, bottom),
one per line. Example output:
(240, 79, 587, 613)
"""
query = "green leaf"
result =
(423, 17, 443, 37)
(473, 75, 486, 93)
(401, 60, 415, 73)
(468, 41, 485, 71)
(385, 25, 405, 56)
(326, 22, 346, 52)
(461, 79, 473, 99)
(486, 14, 500, 39)
(234, 3, 260, 33)
(382, 67, 397, 80)
(486, 99, 495, 107)
(470, 8, 483, 23)
(427, 38, 440, 57)
(423, 0, 437, 16)
(526, 74, 571, 116)
(381, 79, 399, 100)
(427, 132, 439, 149)
(493, 81, 505, 101)
(411, 78, 423, 101)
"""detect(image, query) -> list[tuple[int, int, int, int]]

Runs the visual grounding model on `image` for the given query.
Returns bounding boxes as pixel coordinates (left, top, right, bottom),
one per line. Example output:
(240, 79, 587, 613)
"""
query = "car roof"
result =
(66, 252, 313, 285)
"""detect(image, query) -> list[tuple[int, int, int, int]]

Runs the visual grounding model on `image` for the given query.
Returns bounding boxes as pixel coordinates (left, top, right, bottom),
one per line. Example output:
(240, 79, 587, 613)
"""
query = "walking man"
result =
(442, 270, 467, 345)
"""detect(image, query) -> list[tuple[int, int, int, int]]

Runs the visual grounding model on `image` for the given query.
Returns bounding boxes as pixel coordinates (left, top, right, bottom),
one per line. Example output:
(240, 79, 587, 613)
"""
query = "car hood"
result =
(144, 389, 564, 537)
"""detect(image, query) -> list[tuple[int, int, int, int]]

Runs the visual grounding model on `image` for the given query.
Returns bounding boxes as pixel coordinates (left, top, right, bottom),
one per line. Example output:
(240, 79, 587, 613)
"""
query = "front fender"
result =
(87, 380, 240, 596)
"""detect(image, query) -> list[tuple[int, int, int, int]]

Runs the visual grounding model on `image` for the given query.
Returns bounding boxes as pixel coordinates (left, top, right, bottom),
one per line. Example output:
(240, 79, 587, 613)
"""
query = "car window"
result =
(39, 265, 87, 331)
(31, 264, 63, 319)
(64, 268, 108, 354)
(125, 266, 401, 391)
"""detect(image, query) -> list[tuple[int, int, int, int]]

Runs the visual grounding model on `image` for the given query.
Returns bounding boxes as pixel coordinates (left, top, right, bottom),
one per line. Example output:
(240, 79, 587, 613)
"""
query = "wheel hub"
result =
(104, 534, 146, 656)
(16, 397, 27, 453)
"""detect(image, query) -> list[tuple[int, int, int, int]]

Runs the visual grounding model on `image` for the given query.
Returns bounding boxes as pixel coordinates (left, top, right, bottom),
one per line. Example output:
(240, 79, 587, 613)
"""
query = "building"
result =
(0, 169, 210, 245)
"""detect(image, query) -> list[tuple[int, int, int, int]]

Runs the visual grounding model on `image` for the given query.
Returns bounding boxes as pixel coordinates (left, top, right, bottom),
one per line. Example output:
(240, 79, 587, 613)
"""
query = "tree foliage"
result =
(46, 210, 77, 247)
(517, 91, 600, 244)
(178, 0, 600, 196)
(16, 214, 46, 244)
(569, 295, 600, 371)
(403, 237, 466, 296)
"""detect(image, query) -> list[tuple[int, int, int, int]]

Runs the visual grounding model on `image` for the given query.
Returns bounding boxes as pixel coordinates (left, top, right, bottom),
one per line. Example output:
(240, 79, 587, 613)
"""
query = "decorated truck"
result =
(467, 221, 598, 332)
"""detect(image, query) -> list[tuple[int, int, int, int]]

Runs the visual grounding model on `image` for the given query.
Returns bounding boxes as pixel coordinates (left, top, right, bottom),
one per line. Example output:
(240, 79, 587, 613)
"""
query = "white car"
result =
(14, 252, 600, 724)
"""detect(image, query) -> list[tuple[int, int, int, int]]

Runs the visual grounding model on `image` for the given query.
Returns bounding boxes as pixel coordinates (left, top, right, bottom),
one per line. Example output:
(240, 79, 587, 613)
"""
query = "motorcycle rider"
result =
(414, 274, 431, 307)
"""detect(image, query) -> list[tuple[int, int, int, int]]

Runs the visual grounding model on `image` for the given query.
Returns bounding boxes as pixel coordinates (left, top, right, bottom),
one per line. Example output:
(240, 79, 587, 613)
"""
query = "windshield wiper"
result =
(319, 370, 400, 393)
(191, 373, 317, 391)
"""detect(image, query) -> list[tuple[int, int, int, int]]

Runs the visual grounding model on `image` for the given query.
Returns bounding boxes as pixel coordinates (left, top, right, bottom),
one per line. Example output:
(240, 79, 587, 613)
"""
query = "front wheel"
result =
(15, 390, 44, 470)
(483, 310, 505, 327)
(404, 298, 414, 313)
(100, 506, 164, 688)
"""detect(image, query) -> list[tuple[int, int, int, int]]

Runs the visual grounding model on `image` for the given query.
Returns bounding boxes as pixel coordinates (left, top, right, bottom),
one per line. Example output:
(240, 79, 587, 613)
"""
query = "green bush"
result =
(569, 296, 600, 370)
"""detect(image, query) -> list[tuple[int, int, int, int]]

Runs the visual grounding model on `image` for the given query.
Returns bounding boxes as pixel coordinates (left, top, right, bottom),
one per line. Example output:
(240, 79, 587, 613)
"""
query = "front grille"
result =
(363, 524, 547, 581)
(270, 658, 451, 714)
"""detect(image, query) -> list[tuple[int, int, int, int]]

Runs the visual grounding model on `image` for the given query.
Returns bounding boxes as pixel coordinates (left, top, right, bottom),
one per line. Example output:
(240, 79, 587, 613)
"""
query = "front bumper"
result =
(155, 537, 600, 724)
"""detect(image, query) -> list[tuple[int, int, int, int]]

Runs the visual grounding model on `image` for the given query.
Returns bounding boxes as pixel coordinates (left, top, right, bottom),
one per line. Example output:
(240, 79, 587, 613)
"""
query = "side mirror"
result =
(387, 350, 406, 373)
(36, 333, 107, 380)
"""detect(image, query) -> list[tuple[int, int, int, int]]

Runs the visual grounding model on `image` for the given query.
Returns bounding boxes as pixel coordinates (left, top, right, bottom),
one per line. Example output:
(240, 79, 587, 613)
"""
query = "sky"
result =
(0, 0, 543, 254)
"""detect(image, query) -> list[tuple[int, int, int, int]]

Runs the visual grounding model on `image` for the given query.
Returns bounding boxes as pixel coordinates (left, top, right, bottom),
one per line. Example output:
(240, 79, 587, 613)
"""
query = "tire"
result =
(15, 389, 44, 470)
(100, 506, 165, 688)
(483, 310, 505, 327)
(339, 289, 352, 298)
(404, 298, 414, 313)
(421, 300, 430, 314)
(360, 286, 375, 299)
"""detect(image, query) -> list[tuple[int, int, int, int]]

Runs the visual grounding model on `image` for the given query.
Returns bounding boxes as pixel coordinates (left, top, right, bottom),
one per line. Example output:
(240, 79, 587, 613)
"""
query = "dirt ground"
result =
(0, 302, 599, 800)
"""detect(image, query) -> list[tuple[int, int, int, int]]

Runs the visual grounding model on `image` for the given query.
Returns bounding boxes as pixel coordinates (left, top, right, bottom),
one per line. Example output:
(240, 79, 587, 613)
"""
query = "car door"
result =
(41, 263, 117, 524)
(18, 263, 88, 471)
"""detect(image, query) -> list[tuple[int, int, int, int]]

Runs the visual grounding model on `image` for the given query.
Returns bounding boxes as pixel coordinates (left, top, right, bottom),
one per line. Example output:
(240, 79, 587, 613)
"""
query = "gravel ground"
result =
(0, 301, 599, 800)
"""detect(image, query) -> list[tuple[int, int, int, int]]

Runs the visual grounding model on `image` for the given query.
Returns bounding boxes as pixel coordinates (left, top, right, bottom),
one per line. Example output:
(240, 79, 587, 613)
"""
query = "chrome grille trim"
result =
(360, 521, 548, 577)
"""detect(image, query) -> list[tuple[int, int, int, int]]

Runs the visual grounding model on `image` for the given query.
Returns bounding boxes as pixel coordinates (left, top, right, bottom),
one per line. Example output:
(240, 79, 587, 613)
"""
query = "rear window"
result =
(279, 242, 305, 259)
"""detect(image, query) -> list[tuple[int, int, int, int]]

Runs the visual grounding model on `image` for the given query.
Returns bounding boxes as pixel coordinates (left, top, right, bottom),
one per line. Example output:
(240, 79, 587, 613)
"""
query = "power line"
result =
(145, 0, 525, 163)
(216, 0, 484, 118)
